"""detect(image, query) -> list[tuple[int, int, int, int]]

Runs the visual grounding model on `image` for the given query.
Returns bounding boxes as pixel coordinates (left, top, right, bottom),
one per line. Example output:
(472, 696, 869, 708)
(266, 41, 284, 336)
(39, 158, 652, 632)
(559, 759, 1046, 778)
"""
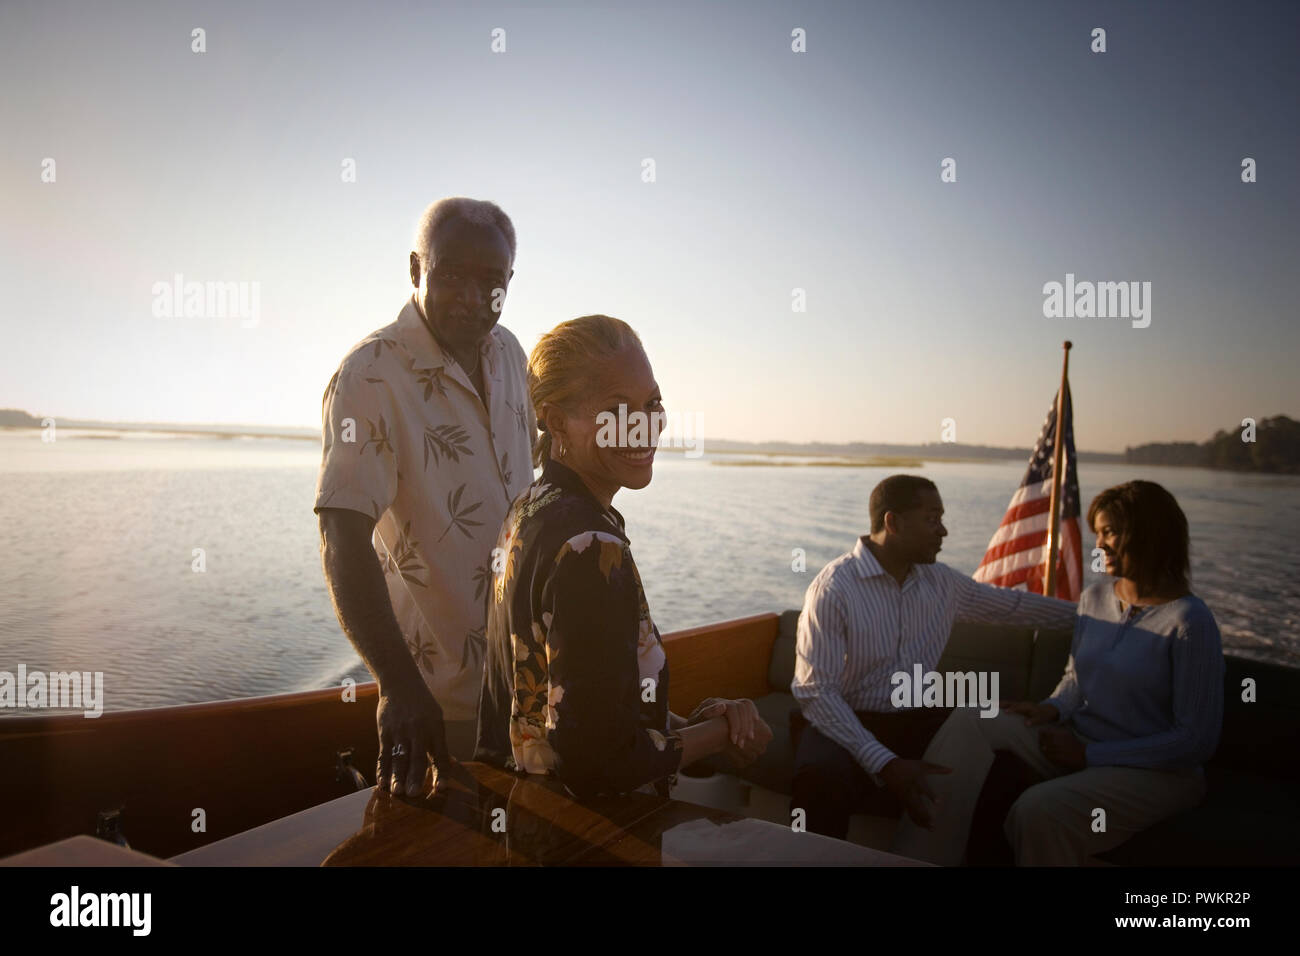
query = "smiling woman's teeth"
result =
(615, 448, 654, 463)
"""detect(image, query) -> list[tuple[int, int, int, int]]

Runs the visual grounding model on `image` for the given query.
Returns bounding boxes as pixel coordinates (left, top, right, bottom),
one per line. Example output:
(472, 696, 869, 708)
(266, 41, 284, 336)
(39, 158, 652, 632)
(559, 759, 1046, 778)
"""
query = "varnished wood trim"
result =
(0, 683, 382, 859)
(661, 613, 780, 711)
(0, 615, 780, 859)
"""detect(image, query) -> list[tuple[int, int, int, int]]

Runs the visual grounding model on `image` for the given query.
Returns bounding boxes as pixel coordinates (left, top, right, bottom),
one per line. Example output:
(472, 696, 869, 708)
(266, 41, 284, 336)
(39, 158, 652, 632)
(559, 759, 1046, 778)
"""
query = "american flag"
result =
(972, 384, 1083, 600)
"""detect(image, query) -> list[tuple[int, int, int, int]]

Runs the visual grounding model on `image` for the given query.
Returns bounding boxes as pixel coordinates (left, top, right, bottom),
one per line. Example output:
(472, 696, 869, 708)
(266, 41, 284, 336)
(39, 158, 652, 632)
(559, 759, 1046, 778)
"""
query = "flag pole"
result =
(1044, 341, 1072, 597)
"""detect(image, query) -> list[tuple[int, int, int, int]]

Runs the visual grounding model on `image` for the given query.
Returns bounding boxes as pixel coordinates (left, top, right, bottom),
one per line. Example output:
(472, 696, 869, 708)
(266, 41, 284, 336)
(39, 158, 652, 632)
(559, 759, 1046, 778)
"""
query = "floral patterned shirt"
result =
(475, 458, 684, 799)
(314, 296, 534, 720)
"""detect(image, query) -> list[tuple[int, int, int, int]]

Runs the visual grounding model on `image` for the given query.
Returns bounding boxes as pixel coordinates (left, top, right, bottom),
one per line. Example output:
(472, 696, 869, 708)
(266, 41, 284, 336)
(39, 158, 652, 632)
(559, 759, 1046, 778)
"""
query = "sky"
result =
(2, 0, 1296, 453)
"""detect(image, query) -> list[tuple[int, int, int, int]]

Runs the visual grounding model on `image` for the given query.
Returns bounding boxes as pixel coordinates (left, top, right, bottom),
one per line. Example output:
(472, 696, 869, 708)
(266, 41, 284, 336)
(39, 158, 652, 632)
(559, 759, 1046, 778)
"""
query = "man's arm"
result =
(319, 507, 451, 796)
(314, 363, 455, 794)
(792, 588, 894, 776)
(318, 508, 423, 695)
(950, 566, 1077, 631)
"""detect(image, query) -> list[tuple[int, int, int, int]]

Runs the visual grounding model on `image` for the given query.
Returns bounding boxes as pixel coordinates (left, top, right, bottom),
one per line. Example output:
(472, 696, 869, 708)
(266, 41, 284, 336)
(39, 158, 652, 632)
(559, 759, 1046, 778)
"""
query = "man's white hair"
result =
(413, 197, 516, 267)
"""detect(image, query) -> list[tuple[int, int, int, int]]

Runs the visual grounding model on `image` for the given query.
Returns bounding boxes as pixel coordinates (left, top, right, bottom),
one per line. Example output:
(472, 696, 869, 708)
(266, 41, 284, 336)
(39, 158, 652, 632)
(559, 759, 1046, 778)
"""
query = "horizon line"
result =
(0, 409, 1168, 457)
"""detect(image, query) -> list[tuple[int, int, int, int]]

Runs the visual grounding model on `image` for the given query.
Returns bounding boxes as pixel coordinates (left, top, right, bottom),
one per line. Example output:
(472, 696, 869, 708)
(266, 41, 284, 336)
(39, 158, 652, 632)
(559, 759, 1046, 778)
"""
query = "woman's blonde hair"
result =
(528, 315, 644, 468)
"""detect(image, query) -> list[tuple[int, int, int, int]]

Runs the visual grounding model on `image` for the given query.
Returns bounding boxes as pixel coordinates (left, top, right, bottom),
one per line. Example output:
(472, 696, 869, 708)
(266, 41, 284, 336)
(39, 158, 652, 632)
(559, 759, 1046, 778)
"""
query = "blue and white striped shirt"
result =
(793, 536, 1077, 774)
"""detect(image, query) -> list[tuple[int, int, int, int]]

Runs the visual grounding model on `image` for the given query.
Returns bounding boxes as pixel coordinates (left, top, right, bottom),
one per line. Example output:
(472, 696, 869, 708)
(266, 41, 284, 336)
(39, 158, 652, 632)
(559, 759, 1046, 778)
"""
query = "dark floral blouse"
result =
(475, 458, 684, 799)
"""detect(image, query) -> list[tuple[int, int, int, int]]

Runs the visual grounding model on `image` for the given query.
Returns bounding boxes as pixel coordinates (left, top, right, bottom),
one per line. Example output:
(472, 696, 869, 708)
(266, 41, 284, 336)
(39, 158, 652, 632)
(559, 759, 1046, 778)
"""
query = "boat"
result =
(2, 611, 1297, 865)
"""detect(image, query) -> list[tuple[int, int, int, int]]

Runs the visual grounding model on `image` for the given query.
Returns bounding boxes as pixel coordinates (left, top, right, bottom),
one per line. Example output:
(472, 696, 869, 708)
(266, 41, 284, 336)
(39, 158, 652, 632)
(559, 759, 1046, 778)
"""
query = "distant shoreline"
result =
(3, 414, 1296, 473)
(5, 425, 1294, 477)
(0, 424, 1051, 465)
(710, 455, 927, 468)
(0, 424, 319, 442)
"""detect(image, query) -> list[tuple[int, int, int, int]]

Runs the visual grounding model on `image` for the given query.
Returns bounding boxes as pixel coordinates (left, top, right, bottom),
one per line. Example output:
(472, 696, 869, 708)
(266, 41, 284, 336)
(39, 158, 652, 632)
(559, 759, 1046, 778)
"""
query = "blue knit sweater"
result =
(1042, 580, 1224, 770)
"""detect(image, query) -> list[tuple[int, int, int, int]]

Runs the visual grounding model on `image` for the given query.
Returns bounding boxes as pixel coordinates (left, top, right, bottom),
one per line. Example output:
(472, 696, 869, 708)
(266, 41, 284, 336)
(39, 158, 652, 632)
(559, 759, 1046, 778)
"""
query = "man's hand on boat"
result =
(375, 677, 460, 798)
(880, 758, 952, 830)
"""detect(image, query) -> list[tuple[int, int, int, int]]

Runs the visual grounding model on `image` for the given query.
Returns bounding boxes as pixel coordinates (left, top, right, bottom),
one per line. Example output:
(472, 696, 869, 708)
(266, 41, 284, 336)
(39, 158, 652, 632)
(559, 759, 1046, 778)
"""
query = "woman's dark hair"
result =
(869, 475, 938, 534)
(1087, 480, 1190, 596)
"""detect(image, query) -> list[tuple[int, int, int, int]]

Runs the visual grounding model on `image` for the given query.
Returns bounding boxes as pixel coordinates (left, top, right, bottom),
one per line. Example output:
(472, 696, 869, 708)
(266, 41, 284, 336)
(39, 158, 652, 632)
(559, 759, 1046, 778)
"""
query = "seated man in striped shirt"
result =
(791, 475, 1077, 841)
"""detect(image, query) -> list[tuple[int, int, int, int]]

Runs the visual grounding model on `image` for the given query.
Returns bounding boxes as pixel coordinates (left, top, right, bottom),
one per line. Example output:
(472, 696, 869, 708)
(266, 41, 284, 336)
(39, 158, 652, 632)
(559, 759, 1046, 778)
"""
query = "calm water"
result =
(1, 430, 1297, 714)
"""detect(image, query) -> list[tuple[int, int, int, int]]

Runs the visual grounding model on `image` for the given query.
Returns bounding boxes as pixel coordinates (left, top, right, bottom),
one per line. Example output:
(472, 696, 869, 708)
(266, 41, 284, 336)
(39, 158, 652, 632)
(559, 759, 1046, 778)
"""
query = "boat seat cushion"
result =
(766, 609, 800, 693)
(936, 621, 1036, 702)
(1213, 656, 1300, 783)
(1027, 627, 1073, 701)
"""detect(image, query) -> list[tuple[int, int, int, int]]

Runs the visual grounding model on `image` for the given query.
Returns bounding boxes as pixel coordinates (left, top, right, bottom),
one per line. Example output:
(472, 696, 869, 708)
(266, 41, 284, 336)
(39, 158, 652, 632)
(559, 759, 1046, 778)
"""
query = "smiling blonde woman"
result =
(474, 315, 771, 799)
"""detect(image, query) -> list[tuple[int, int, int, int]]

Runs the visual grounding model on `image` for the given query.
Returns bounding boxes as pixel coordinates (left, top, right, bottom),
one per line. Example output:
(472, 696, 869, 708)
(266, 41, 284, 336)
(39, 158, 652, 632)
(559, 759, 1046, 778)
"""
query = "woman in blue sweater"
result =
(893, 480, 1224, 865)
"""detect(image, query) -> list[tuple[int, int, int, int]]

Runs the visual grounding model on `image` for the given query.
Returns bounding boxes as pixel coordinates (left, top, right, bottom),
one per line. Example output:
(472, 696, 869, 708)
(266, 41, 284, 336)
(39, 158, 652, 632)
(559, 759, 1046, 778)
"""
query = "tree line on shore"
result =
(1126, 415, 1300, 474)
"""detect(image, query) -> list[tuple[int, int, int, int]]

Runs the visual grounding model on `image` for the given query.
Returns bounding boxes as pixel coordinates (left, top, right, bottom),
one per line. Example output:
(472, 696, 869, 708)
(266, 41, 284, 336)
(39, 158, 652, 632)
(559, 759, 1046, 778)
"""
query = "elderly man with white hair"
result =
(315, 197, 534, 796)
